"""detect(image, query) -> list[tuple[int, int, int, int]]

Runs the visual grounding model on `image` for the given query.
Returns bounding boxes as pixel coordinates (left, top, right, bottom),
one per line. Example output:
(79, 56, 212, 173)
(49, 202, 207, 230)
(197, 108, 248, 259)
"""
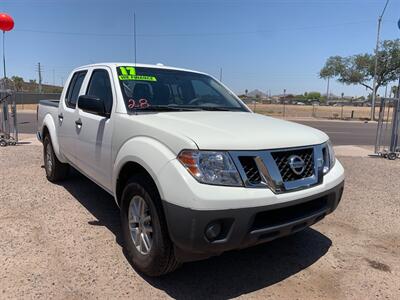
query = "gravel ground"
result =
(0, 138, 399, 299)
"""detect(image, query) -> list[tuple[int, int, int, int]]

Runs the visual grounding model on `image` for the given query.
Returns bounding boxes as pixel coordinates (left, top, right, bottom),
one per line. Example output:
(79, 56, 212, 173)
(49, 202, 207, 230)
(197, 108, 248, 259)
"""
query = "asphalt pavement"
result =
(16, 111, 377, 145)
(295, 119, 377, 146)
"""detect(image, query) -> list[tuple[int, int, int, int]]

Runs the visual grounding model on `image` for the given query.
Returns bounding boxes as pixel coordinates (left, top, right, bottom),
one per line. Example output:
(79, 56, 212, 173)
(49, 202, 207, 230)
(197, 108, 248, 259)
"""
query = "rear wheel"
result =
(43, 135, 69, 182)
(121, 175, 179, 276)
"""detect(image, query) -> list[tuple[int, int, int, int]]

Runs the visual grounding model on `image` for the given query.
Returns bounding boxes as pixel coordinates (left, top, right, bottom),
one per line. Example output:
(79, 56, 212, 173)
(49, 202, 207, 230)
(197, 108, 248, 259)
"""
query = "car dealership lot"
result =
(1, 137, 399, 299)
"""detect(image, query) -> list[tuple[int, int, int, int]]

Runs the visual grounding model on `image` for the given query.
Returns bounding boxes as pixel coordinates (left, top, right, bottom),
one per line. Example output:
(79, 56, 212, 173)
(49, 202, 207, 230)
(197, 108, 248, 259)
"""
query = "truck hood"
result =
(136, 111, 329, 150)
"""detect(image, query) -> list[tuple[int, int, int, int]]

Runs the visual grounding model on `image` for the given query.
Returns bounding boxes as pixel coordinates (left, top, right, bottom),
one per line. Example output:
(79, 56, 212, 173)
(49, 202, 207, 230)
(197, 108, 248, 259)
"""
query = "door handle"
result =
(58, 113, 63, 121)
(75, 119, 82, 127)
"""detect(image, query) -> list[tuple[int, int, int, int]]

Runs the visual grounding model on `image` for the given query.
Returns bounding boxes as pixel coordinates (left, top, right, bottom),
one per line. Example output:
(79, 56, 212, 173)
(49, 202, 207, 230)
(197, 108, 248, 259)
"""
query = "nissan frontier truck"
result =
(37, 63, 344, 276)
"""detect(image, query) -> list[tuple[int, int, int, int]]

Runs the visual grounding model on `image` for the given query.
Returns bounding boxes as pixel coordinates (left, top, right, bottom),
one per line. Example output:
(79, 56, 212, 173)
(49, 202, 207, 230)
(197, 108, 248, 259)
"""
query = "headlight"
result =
(178, 150, 243, 186)
(323, 140, 336, 174)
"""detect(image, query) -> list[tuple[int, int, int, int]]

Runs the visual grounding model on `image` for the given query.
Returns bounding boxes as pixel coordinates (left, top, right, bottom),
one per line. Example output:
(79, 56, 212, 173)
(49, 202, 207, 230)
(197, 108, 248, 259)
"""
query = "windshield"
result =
(116, 66, 248, 112)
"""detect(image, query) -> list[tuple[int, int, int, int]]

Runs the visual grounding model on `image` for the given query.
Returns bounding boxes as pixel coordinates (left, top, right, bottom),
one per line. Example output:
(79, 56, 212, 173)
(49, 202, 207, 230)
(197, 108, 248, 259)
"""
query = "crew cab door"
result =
(75, 67, 114, 191)
(58, 70, 87, 165)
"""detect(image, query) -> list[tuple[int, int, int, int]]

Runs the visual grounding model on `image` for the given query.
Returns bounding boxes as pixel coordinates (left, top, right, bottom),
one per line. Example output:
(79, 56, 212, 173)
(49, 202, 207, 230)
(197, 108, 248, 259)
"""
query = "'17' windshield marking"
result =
(118, 66, 157, 82)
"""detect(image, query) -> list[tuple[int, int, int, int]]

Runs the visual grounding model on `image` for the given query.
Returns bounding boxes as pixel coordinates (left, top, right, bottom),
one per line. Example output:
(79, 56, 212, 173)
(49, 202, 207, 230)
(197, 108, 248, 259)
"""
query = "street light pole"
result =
(371, 0, 389, 121)
(1, 30, 6, 135)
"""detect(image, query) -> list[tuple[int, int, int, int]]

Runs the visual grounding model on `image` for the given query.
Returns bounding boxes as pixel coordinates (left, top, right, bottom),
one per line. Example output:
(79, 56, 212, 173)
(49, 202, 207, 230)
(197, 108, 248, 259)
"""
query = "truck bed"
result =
(39, 99, 60, 108)
(37, 99, 60, 140)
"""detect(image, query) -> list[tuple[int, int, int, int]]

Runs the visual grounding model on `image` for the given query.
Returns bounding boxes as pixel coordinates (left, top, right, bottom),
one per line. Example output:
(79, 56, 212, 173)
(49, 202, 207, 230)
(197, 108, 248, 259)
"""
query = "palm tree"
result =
(11, 76, 24, 91)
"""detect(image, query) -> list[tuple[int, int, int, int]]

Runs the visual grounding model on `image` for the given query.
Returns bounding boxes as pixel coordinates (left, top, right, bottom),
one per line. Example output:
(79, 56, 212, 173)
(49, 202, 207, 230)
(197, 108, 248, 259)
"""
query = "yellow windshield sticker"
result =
(118, 66, 156, 81)
(118, 74, 157, 81)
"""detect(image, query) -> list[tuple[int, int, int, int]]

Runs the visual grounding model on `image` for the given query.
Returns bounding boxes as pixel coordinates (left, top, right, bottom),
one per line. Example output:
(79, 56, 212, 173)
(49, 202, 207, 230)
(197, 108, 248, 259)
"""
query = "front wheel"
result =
(120, 175, 179, 276)
(43, 135, 69, 182)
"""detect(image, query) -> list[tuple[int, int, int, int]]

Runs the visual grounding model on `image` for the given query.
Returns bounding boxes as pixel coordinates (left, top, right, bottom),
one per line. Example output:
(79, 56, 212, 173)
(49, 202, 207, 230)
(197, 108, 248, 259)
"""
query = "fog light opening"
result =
(205, 222, 222, 241)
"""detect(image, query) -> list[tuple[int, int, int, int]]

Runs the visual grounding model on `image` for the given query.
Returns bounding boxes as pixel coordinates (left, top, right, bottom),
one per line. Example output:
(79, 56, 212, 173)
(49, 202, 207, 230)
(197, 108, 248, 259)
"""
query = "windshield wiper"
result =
(134, 105, 242, 112)
(198, 107, 231, 111)
(135, 105, 199, 112)
(190, 106, 243, 111)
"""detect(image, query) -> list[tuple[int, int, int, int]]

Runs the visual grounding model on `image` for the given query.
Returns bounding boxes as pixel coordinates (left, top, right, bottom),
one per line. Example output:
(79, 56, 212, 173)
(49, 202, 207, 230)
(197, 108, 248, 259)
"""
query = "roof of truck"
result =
(75, 62, 207, 75)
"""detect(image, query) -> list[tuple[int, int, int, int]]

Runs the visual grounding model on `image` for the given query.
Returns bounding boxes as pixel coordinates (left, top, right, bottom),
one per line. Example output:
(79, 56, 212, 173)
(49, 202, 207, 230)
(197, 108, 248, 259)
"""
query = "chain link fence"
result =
(0, 91, 18, 145)
(13, 92, 61, 109)
(374, 97, 400, 160)
(1, 93, 61, 145)
(251, 103, 374, 120)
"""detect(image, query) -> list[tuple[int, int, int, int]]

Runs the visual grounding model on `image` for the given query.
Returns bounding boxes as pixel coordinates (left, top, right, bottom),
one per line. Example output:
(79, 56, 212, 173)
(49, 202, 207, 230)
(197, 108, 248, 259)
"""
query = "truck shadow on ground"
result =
(60, 169, 332, 300)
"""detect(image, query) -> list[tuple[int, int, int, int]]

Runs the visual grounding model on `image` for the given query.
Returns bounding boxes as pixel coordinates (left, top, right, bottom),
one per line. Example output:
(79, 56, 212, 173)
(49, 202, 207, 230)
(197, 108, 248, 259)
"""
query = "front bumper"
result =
(162, 180, 344, 262)
(157, 157, 344, 211)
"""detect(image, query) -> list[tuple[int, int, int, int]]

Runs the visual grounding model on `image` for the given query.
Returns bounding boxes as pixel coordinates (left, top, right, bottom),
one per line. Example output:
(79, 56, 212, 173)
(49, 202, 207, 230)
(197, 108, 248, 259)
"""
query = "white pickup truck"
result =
(37, 63, 344, 276)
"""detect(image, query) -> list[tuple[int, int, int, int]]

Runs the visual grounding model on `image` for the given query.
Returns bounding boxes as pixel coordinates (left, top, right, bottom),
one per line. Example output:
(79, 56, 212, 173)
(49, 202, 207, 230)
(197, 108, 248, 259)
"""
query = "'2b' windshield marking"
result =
(118, 66, 157, 82)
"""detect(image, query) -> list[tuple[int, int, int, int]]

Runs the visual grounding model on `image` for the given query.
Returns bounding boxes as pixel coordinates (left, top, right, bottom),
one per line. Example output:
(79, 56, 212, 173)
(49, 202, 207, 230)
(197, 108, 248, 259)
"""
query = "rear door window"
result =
(65, 71, 87, 108)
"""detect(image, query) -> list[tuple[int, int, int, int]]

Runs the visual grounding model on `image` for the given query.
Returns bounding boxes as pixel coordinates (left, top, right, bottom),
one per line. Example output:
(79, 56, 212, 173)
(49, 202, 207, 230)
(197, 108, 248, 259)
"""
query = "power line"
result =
(13, 20, 375, 38)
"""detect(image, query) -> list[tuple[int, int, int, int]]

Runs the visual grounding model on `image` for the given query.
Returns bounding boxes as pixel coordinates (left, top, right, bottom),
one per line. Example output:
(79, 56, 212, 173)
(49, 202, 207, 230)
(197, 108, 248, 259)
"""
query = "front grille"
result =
(231, 145, 321, 193)
(271, 148, 314, 182)
(239, 156, 262, 184)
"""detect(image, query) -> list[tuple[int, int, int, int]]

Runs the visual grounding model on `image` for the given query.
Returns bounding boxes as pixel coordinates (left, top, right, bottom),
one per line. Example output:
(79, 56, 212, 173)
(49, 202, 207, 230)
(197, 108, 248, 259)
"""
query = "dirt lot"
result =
(1, 137, 399, 299)
(16, 104, 38, 111)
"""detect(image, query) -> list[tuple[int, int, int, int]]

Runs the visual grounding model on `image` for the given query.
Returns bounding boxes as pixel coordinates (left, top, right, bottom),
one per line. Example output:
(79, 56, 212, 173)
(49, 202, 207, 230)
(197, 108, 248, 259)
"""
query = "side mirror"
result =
(78, 95, 108, 117)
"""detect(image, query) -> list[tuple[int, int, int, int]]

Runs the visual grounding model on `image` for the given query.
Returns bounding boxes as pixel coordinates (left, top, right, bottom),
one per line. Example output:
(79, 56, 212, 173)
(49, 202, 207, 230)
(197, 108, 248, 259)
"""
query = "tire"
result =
(0, 140, 6, 147)
(387, 152, 397, 160)
(43, 135, 69, 182)
(120, 175, 179, 276)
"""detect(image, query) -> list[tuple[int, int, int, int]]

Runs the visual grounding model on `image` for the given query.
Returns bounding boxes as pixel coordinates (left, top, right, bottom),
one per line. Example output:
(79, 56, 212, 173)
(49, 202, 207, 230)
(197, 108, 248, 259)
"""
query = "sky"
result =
(1, 0, 400, 97)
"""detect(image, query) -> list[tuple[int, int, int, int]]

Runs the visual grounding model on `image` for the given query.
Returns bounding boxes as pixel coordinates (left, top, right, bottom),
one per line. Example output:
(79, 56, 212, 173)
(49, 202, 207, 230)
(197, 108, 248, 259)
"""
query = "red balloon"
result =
(0, 13, 14, 32)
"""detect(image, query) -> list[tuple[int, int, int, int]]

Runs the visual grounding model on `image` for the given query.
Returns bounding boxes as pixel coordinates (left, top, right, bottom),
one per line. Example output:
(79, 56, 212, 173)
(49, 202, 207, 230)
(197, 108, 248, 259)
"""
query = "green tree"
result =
(320, 39, 400, 95)
(391, 85, 398, 97)
(306, 92, 321, 100)
(11, 76, 24, 91)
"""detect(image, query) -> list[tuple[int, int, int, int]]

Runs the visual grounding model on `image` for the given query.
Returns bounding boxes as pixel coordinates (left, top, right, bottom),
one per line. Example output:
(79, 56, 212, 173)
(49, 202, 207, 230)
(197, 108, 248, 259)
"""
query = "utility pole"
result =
(37, 62, 43, 93)
(219, 67, 222, 82)
(52, 68, 55, 86)
(371, 0, 389, 121)
(283, 88, 286, 118)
